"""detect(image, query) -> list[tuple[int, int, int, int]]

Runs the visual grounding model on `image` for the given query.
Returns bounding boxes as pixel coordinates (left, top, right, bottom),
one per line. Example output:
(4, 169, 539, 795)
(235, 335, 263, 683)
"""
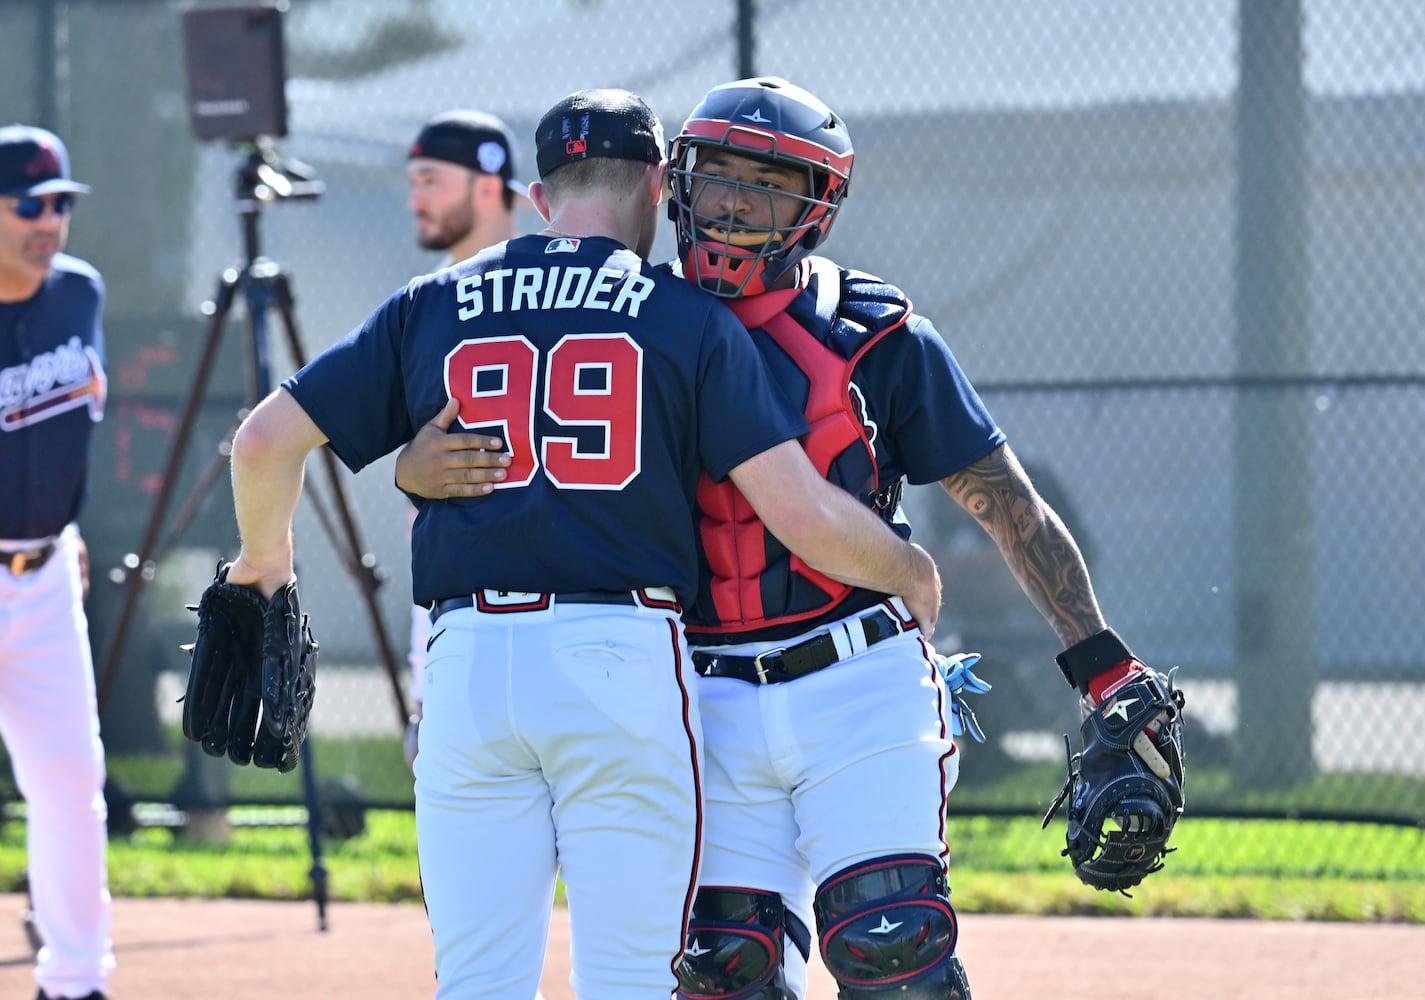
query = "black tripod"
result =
(95, 139, 412, 932)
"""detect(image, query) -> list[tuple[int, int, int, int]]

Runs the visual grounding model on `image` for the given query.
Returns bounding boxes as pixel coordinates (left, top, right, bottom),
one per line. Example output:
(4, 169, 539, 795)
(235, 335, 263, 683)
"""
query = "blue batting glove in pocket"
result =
(935, 651, 991, 743)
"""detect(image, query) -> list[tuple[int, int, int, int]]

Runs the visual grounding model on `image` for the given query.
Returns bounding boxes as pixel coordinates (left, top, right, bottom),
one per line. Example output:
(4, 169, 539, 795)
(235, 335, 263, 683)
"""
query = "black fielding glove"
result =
(181, 562, 318, 774)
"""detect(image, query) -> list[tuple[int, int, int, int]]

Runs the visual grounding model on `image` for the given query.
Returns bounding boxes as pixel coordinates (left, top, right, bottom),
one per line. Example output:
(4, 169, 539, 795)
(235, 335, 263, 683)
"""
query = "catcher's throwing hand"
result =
(1043, 630, 1186, 894)
(395, 397, 511, 499)
(181, 561, 318, 774)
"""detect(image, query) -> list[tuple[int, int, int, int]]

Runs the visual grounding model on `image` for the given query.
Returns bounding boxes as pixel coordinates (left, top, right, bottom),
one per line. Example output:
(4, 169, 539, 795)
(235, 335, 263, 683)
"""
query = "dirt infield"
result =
(1, 892, 1419, 998)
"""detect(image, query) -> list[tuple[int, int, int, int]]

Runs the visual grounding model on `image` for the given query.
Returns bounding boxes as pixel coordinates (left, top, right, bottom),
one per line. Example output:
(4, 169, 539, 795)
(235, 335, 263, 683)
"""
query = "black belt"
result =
(2, 540, 57, 576)
(692, 608, 906, 685)
(430, 588, 677, 622)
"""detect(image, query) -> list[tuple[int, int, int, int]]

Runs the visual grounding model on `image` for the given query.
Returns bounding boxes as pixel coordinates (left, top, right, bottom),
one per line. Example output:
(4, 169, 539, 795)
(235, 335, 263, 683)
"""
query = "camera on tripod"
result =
(97, 4, 406, 933)
(180, 0, 322, 203)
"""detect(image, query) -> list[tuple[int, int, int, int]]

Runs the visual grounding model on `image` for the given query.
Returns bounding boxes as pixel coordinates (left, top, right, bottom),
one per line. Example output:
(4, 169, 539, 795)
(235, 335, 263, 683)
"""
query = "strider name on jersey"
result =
(456, 265, 656, 321)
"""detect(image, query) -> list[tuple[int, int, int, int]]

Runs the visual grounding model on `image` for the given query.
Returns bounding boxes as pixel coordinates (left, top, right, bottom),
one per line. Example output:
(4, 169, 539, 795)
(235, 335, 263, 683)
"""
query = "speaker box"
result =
(181, 2, 288, 141)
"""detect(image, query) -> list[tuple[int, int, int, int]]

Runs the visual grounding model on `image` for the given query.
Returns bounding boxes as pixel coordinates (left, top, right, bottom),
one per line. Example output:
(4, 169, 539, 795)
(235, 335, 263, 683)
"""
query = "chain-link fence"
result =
(3, 0, 1422, 866)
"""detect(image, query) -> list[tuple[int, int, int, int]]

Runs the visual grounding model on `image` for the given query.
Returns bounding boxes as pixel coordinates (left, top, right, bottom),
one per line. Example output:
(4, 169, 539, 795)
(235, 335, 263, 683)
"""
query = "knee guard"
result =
(814, 855, 972, 1000)
(677, 886, 812, 1000)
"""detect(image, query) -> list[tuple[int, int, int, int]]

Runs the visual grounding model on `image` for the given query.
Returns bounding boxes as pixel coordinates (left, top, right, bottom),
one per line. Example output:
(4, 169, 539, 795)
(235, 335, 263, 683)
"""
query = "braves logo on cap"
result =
(26, 143, 61, 181)
(0, 124, 91, 196)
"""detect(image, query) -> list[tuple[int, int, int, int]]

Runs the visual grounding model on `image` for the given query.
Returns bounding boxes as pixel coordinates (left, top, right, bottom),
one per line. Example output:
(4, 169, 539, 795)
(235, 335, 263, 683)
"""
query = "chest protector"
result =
(686, 258, 910, 638)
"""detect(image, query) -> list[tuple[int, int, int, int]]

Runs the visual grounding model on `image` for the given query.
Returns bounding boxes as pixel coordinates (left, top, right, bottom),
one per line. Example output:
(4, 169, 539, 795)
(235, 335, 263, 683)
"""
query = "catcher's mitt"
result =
(181, 562, 318, 773)
(1042, 644, 1185, 894)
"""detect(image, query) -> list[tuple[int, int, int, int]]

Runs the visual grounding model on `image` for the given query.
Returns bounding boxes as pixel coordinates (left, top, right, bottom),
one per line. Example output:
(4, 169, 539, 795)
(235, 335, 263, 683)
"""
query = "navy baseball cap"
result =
(534, 89, 665, 179)
(409, 110, 528, 198)
(0, 124, 91, 197)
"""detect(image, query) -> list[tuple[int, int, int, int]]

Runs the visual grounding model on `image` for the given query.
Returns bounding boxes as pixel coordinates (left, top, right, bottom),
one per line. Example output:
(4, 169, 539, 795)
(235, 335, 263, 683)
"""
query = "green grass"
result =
(104, 733, 420, 807)
(103, 732, 1425, 820)
(949, 814, 1425, 921)
(3, 810, 1421, 922)
(952, 759, 1425, 819)
(20, 733, 1425, 923)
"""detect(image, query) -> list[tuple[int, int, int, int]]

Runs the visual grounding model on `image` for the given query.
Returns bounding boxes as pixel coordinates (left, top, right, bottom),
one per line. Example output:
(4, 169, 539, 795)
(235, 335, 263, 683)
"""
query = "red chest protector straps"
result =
(690, 258, 908, 635)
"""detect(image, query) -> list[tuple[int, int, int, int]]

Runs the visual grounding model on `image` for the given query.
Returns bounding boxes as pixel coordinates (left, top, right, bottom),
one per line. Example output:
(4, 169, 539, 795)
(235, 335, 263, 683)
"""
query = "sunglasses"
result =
(8, 193, 75, 221)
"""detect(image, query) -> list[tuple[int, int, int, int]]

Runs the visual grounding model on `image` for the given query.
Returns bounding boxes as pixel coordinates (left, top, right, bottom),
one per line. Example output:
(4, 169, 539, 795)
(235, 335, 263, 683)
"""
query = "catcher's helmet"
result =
(669, 77, 853, 297)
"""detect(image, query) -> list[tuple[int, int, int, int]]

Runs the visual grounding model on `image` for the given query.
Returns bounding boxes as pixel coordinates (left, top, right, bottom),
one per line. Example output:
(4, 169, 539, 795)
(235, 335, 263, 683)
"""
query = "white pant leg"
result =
(417, 601, 701, 1000)
(409, 602, 431, 696)
(0, 526, 114, 999)
(526, 606, 702, 1000)
(695, 675, 815, 999)
(416, 615, 557, 1000)
(786, 633, 958, 885)
(696, 629, 956, 999)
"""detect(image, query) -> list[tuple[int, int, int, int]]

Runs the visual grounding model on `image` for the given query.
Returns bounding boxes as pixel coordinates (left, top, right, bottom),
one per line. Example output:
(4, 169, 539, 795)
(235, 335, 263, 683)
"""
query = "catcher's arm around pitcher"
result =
(396, 411, 943, 637)
(941, 441, 1186, 892)
(396, 397, 509, 499)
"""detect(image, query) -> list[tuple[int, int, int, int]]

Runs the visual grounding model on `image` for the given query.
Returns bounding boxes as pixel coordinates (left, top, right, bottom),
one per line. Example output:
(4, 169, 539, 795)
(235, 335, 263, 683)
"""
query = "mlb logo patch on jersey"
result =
(545, 237, 581, 253)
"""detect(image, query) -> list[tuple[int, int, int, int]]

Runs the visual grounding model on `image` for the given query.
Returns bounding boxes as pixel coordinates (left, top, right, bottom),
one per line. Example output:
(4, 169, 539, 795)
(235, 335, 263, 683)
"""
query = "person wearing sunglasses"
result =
(0, 123, 114, 1000)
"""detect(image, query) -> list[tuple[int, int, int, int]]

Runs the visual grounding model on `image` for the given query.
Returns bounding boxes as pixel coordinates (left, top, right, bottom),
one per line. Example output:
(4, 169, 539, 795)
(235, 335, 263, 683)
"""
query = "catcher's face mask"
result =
(670, 76, 852, 298)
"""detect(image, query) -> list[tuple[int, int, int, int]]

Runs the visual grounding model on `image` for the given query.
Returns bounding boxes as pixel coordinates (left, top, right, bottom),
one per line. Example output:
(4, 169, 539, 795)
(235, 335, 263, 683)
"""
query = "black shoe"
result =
(36, 991, 107, 999)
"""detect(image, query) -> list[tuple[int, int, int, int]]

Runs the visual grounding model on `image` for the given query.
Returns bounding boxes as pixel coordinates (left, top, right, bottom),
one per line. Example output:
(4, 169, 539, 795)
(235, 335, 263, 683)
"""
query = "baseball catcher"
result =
(1042, 629, 1185, 894)
(181, 561, 318, 773)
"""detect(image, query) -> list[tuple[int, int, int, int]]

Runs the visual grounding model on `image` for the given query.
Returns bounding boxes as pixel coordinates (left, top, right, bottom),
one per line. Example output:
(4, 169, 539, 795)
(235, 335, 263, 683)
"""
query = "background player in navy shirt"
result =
(400, 78, 1175, 1000)
(219, 89, 939, 1000)
(0, 124, 114, 1000)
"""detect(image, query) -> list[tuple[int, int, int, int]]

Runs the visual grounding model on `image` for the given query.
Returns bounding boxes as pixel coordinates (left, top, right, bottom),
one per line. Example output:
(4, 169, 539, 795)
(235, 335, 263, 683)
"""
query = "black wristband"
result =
(1055, 628, 1134, 693)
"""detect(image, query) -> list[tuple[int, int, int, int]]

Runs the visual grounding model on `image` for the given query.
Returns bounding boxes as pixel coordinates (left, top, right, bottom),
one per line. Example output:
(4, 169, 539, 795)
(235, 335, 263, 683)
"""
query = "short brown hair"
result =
(541, 156, 651, 199)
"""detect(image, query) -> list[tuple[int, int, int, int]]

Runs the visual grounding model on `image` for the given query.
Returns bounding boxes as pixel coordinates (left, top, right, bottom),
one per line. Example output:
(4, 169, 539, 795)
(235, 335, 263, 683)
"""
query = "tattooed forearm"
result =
(940, 445, 1106, 646)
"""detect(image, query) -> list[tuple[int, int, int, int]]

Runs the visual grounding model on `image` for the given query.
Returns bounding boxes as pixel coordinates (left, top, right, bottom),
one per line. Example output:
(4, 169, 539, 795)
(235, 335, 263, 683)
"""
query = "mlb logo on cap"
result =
(0, 123, 92, 197)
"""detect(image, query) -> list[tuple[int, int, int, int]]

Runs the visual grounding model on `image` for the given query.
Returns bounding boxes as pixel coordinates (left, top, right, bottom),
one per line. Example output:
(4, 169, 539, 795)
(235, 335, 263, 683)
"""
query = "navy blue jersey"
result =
(679, 258, 1006, 643)
(285, 235, 807, 606)
(825, 292, 1005, 488)
(0, 253, 106, 538)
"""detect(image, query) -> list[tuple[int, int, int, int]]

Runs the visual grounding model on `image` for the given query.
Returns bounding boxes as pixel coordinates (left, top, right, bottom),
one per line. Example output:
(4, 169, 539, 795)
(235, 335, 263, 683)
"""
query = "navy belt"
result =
(2, 540, 57, 576)
(430, 587, 678, 622)
(692, 608, 906, 685)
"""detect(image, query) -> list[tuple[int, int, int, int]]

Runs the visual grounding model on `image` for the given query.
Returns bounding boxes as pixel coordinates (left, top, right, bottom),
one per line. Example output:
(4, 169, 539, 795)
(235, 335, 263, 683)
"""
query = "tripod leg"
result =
(157, 424, 239, 556)
(96, 274, 242, 715)
(299, 742, 329, 932)
(271, 274, 412, 728)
